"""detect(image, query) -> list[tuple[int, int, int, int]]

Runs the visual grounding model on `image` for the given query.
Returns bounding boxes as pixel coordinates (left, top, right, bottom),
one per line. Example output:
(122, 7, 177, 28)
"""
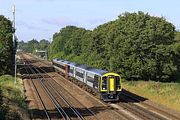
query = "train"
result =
(52, 58, 122, 101)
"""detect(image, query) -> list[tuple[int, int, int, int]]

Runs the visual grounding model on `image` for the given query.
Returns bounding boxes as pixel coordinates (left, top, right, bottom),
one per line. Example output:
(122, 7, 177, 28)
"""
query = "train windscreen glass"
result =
(102, 76, 107, 90)
(115, 76, 121, 89)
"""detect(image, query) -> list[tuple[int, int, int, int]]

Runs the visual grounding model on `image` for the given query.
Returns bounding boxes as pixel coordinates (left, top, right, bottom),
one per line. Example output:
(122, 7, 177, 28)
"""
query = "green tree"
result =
(39, 39, 50, 50)
(108, 12, 176, 80)
(18, 39, 39, 53)
(48, 11, 179, 81)
(28, 39, 39, 53)
(175, 31, 180, 41)
(0, 15, 14, 75)
(49, 26, 87, 58)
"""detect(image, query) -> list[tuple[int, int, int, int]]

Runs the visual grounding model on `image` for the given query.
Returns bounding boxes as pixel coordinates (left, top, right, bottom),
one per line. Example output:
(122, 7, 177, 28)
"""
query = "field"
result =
(123, 80, 180, 112)
(0, 75, 28, 120)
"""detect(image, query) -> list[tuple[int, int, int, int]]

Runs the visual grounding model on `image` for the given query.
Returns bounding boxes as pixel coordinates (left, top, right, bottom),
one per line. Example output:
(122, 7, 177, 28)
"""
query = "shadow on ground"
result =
(117, 89, 148, 103)
(28, 105, 109, 119)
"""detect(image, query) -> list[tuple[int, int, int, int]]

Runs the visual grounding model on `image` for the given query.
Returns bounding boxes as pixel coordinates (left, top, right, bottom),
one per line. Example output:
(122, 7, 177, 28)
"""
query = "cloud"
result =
(42, 18, 79, 27)
(16, 21, 49, 31)
(16, 21, 38, 30)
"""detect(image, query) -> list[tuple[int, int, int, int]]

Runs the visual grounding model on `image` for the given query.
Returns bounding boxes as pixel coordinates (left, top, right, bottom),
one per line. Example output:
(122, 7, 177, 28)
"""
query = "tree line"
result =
(48, 11, 180, 82)
(19, 11, 180, 82)
(0, 15, 14, 76)
(18, 39, 50, 53)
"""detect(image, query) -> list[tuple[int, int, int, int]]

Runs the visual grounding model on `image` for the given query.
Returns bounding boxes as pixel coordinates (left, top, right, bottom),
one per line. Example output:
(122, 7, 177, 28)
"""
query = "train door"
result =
(109, 76, 115, 92)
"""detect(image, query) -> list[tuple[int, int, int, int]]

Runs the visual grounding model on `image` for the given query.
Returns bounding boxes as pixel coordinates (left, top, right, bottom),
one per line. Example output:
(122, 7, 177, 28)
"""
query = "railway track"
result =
(117, 100, 167, 120)
(38, 70, 98, 119)
(28, 57, 98, 119)
(24, 58, 68, 119)
(121, 90, 180, 120)
(24, 66, 52, 119)
(21, 54, 96, 120)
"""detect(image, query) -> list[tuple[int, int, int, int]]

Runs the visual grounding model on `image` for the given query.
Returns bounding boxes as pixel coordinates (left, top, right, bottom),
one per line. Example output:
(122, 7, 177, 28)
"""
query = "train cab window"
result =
(102, 77, 107, 90)
(115, 76, 121, 89)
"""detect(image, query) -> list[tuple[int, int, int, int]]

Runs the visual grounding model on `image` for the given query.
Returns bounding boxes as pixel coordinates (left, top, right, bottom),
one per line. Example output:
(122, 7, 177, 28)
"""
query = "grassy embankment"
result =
(123, 80, 180, 112)
(0, 75, 29, 120)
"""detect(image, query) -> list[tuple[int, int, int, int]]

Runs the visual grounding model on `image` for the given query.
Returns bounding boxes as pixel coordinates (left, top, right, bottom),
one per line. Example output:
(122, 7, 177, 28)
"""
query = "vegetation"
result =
(175, 31, 180, 41)
(18, 39, 50, 53)
(0, 15, 14, 75)
(123, 80, 180, 112)
(0, 15, 28, 119)
(47, 11, 180, 82)
(0, 75, 28, 120)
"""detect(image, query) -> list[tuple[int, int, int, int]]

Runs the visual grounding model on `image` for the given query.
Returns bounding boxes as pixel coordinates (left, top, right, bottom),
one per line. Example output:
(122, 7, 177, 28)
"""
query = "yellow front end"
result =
(109, 77, 115, 91)
(99, 72, 122, 101)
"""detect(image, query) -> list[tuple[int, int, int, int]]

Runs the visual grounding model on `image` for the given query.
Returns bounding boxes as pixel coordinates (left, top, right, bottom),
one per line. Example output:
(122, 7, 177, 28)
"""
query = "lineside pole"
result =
(12, 3, 16, 84)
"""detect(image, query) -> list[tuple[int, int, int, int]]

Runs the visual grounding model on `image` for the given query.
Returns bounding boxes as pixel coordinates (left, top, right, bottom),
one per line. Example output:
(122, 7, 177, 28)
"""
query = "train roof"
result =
(75, 64, 90, 69)
(53, 58, 77, 67)
(73, 64, 107, 76)
(52, 58, 108, 76)
(87, 68, 107, 76)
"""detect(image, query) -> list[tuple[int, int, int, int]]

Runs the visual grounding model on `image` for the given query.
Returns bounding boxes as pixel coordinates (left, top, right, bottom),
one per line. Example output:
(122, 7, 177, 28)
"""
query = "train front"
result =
(99, 73, 122, 101)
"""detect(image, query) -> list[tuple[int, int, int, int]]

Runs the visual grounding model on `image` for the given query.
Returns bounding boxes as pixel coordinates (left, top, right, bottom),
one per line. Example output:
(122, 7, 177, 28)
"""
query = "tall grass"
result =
(0, 75, 28, 120)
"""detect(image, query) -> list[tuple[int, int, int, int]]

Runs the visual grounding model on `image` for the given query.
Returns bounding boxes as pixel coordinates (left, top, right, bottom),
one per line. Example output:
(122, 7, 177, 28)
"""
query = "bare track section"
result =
(23, 56, 66, 119)
(120, 90, 180, 120)
(22, 55, 87, 120)
(22, 61, 60, 120)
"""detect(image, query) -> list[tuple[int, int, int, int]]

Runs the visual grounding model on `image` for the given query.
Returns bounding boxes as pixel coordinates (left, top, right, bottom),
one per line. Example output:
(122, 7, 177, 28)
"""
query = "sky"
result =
(0, 0, 180, 42)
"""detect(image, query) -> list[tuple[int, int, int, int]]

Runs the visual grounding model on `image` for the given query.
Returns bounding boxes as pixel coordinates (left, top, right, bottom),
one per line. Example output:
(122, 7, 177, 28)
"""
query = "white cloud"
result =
(42, 18, 79, 27)
(16, 21, 49, 31)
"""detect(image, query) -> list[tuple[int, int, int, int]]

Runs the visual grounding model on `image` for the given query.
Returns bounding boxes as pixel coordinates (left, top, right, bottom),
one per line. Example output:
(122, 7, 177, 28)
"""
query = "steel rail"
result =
(47, 71, 99, 120)
(24, 56, 69, 120)
(121, 91, 180, 120)
(118, 93, 167, 120)
(26, 62, 71, 120)
(34, 64, 85, 120)
(22, 56, 51, 120)
(39, 79, 71, 120)
(46, 80, 85, 120)
(26, 56, 85, 120)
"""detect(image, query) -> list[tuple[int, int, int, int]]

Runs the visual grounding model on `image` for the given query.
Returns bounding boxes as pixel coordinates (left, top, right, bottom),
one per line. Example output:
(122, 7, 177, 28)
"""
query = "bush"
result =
(0, 75, 27, 119)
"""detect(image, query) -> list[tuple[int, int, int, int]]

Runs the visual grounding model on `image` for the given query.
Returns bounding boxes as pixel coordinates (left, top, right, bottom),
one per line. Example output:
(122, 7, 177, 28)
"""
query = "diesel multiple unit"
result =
(52, 58, 122, 101)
